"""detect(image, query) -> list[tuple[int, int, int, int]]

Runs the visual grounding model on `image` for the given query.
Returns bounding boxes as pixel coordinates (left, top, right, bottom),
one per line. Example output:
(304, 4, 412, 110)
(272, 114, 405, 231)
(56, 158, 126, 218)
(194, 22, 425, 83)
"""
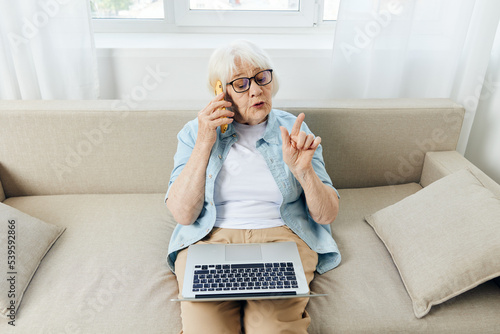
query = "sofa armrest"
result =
(421, 151, 500, 198)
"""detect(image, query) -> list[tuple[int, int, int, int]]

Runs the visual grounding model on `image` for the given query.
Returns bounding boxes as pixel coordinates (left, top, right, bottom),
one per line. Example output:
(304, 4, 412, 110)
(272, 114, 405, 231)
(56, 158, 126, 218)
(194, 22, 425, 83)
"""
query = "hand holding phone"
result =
(214, 80, 228, 133)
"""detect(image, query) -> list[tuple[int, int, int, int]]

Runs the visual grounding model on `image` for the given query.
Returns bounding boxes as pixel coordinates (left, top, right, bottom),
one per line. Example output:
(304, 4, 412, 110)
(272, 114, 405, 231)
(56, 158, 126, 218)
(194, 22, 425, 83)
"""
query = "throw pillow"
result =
(0, 202, 65, 319)
(365, 168, 500, 318)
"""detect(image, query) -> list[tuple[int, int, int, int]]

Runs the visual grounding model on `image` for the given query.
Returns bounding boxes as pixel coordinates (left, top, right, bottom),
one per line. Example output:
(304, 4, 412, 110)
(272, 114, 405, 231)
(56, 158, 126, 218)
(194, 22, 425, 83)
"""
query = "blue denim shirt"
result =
(166, 109, 341, 274)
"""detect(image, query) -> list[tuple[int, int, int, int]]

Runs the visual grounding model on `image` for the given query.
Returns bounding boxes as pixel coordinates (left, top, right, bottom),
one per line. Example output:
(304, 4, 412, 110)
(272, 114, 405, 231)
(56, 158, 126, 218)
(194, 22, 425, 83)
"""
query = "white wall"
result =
(465, 23, 500, 184)
(96, 33, 336, 110)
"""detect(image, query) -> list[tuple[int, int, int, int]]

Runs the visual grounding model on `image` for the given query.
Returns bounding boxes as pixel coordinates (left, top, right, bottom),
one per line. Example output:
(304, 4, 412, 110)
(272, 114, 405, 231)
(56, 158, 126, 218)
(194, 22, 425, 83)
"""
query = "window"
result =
(91, 0, 165, 19)
(323, 0, 340, 21)
(91, 0, 340, 32)
(189, 0, 300, 12)
(175, 0, 312, 27)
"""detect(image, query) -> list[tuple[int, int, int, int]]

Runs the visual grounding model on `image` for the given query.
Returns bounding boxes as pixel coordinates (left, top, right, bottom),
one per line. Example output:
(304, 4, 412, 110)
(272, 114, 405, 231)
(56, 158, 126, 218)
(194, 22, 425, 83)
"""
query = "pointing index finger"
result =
(291, 113, 305, 137)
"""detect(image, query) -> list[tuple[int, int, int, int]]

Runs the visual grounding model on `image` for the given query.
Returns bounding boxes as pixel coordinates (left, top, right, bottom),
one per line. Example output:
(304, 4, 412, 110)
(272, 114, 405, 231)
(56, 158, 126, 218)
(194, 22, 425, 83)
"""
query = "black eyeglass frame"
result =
(226, 69, 273, 93)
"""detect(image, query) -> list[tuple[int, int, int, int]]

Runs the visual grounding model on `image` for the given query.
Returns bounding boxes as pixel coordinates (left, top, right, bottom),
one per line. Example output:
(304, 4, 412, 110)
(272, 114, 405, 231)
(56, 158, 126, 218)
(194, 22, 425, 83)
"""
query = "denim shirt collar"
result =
(220, 121, 236, 139)
(262, 109, 281, 145)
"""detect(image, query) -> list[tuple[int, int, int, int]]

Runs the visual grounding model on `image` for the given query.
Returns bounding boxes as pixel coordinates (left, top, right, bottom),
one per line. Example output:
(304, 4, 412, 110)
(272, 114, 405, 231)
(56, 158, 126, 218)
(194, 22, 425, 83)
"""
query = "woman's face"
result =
(226, 59, 273, 125)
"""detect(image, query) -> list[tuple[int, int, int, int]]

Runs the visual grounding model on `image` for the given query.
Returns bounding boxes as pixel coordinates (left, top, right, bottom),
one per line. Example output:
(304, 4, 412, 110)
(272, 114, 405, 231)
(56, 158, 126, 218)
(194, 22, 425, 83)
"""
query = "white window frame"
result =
(91, 0, 335, 33)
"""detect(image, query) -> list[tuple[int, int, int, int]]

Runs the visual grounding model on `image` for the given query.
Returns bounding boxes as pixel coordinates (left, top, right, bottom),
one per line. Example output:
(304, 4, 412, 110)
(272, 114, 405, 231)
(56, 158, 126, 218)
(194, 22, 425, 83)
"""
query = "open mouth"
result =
(252, 102, 265, 108)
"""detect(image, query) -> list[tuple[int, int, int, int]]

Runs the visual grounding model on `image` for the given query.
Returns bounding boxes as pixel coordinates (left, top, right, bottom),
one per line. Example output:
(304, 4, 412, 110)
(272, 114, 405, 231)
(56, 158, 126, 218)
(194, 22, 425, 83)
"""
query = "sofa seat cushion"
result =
(307, 183, 500, 334)
(2, 189, 499, 333)
(0, 193, 182, 334)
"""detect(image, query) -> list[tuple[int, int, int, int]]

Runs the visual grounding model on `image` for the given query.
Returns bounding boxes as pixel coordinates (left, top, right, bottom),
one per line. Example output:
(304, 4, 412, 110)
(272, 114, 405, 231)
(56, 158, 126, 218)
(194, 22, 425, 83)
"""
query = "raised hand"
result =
(279, 113, 321, 175)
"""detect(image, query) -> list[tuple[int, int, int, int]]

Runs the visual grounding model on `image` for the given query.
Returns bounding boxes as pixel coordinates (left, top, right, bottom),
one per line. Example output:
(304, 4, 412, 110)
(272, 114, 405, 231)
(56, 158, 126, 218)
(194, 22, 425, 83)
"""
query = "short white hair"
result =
(208, 40, 279, 96)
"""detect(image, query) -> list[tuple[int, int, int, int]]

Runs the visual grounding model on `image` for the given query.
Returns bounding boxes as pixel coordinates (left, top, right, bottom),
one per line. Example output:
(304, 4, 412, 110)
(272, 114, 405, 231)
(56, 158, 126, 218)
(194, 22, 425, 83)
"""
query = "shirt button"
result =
(210, 201, 214, 206)
(208, 174, 212, 178)
(218, 154, 222, 159)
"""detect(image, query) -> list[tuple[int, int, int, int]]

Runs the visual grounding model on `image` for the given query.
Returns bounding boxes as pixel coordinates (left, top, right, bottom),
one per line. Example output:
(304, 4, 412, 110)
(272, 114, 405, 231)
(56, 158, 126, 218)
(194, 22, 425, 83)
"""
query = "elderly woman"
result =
(165, 40, 340, 334)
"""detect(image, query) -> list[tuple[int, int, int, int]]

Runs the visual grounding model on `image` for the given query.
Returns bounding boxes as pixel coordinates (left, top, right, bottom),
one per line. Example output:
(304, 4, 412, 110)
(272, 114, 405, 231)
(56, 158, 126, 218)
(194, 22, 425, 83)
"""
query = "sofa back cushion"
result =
(0, 101, 196, 197)
(0, 99, 464, 196)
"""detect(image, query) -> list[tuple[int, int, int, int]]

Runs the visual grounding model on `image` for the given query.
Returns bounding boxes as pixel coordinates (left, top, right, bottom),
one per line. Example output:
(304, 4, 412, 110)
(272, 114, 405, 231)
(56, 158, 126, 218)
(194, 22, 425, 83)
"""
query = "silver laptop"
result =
(172, 241, 326, 302)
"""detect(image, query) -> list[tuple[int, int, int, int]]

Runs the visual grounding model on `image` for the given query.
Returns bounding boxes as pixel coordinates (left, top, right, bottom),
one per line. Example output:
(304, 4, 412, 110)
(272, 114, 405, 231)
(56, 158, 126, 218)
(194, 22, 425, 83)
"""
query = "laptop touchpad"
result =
(225, 244, 262, 261)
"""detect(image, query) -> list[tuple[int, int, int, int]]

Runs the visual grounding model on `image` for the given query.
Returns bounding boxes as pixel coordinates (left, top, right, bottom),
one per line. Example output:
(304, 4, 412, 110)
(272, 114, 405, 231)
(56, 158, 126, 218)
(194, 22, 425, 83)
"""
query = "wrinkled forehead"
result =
(229, 56, 268, 80)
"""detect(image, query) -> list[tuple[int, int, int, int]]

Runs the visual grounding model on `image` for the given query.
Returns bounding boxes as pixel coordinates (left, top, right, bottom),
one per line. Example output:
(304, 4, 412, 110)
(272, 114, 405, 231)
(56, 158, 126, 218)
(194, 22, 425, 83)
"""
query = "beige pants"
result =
(175, 225, 319, 334)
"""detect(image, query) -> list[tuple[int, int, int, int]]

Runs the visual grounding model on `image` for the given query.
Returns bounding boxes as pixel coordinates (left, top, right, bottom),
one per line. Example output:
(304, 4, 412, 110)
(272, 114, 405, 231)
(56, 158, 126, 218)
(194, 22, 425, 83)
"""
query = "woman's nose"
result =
(248, 79, 263, 97)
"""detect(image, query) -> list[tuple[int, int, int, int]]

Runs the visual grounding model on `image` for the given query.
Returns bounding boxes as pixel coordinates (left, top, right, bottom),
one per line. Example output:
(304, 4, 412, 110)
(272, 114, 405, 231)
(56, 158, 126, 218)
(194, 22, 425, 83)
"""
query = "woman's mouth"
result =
(252, 102, 265, 108)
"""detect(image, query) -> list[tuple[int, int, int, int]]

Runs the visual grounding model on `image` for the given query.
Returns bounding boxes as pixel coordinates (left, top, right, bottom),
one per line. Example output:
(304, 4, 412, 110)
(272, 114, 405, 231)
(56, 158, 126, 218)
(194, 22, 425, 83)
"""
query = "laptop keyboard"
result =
(191, 262, 298, 293)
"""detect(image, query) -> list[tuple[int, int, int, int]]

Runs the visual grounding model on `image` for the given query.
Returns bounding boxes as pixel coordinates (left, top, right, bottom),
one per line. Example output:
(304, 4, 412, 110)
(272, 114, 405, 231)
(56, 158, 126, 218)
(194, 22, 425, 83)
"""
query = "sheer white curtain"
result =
(331, 0, 500, 154)
(0, 0, 99, 99)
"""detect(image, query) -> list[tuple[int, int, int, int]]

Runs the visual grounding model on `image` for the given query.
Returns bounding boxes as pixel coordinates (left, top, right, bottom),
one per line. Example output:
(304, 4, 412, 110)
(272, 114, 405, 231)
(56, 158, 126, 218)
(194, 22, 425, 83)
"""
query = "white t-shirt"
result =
(213, 121, 285, 229)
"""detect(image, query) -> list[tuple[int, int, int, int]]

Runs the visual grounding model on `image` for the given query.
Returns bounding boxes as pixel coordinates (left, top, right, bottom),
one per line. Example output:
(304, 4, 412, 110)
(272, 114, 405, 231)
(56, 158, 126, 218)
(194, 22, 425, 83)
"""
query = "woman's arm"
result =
(280, 113, 339, 225)
(166, 141, 213, 225)
(292, 166, 339, 225)
(166, 93, 233, 225)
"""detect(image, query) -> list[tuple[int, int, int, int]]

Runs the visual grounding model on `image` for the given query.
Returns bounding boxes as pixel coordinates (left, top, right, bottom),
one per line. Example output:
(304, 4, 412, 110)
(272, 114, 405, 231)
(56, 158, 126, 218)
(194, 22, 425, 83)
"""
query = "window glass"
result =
(189, 0, 300, 11)
(91, 0, 164, 19)
(323, 0, 340, 21)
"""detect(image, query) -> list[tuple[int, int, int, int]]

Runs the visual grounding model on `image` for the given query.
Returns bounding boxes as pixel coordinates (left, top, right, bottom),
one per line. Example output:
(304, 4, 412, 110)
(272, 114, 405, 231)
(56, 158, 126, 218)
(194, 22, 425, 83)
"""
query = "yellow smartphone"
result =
(214, 80, 228, 134)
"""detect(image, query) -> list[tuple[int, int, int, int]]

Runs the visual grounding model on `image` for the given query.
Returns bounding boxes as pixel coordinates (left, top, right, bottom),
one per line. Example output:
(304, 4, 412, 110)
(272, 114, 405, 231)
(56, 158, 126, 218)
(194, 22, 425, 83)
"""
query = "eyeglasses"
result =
(227, 69, 273, 93)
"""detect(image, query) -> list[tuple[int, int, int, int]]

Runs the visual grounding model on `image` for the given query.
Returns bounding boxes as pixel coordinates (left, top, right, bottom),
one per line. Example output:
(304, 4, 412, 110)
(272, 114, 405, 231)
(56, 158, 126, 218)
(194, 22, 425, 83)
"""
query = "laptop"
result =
(172, 241, 326, 302)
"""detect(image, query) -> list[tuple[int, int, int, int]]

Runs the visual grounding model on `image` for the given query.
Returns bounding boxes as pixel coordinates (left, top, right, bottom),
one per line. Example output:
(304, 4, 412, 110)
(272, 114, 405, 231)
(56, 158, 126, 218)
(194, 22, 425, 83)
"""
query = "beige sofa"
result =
(0, 99, 499, 333)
